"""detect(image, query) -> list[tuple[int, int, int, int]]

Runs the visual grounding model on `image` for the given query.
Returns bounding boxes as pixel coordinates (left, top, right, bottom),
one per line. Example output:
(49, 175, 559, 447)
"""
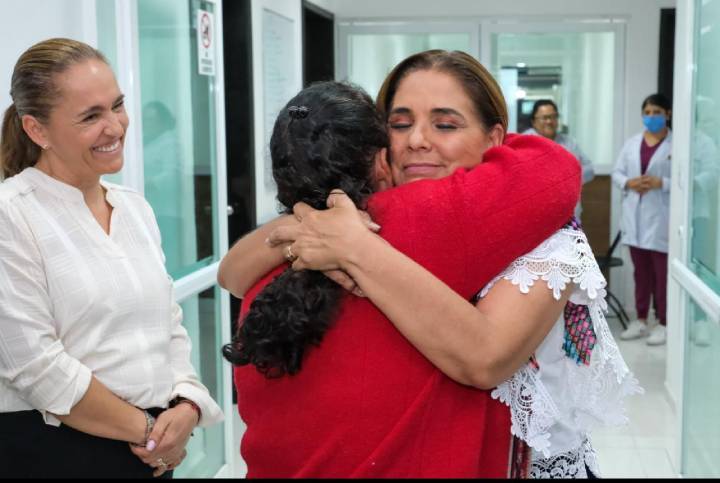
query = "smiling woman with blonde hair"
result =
(0, 38, 222, 478)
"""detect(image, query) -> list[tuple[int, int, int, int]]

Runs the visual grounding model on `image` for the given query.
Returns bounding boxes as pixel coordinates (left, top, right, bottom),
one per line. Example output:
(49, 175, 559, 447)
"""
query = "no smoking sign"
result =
(197, 9, 215, 76)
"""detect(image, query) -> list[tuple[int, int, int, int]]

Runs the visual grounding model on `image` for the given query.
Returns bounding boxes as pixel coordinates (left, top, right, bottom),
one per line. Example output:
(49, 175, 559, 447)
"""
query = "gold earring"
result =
(42, 144, 49, 150)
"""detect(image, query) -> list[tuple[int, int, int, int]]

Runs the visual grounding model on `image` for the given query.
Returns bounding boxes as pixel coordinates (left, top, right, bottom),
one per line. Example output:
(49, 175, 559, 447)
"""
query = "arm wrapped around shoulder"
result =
(366, 132, 581, 301)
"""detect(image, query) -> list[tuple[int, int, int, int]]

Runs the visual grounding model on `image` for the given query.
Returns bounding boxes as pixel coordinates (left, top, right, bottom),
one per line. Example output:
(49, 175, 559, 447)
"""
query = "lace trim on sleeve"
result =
(482, 225, 643, 459)
(478, 225, 607, 303)
(491, 363, 559, 453)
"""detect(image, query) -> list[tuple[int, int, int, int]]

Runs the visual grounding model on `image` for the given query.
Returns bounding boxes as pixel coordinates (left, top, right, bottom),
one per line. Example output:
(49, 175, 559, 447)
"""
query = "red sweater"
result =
(235, 134, 581, 478)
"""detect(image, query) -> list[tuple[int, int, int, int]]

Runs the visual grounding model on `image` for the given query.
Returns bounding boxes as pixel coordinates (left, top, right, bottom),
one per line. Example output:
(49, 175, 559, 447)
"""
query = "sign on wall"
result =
(197, 9, 216, 76)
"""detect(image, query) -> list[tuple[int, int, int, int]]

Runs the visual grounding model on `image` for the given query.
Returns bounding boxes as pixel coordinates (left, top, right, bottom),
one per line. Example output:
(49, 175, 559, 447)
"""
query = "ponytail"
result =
(1, 37, 109, 181)
(1, 103, 40, 180)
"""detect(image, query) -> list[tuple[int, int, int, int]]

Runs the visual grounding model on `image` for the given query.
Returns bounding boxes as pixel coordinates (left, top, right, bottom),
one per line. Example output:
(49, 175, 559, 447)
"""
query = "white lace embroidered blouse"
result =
(477, 220, 643, 478)
(0, 168, 223, 427)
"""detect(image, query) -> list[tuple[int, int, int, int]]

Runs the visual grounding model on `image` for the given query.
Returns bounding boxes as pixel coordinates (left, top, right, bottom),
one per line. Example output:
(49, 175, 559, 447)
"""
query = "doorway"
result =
(303, 1, 335, 86)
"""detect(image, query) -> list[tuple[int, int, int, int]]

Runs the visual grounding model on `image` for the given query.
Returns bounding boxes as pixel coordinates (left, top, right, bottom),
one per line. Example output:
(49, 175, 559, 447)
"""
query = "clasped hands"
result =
(266, 190, 381, 297)
(129, 403, 198, 477)
(626, 175, 663, 194)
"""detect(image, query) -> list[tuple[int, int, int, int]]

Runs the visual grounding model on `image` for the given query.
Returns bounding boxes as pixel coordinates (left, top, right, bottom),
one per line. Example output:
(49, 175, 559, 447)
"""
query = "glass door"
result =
(677, 0, 720, 477)
(484, 20, 625, 270)
(137, 0, 228, 477)
(483, 21, 625, 172)
(337, 21, 477, 105)
(98, 0, 232, 477)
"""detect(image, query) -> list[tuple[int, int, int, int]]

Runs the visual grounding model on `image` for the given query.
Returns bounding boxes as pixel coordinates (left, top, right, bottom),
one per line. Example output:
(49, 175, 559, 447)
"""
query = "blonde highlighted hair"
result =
(1, 38, 107, 179)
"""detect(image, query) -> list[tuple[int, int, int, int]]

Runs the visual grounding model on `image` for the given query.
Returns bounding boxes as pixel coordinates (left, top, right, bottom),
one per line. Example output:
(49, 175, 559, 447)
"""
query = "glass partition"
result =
(136, 0, 226, 477)
(689, 0, 720, 295)
(491, 31, 616, 167)
(682, 298, 720, 476)
(96, 0, 118, 71)
(681, 3, 720, 476)
(173, 287, 225, 478)
(138, 0, 218, 280)
(96, 0, 121, 185)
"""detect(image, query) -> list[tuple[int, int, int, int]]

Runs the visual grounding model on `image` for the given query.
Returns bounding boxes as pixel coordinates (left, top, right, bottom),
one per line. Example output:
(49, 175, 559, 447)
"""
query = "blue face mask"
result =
(643, 114, 667, 133)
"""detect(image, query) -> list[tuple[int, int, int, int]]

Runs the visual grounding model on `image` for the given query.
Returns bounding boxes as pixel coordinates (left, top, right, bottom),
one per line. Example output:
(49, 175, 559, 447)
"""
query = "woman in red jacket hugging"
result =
(220, 50, 599, 478)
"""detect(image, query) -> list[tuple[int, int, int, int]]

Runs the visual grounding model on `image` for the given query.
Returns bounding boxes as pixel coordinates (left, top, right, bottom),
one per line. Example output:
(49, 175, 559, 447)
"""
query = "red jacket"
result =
(235, 134, 581, 478)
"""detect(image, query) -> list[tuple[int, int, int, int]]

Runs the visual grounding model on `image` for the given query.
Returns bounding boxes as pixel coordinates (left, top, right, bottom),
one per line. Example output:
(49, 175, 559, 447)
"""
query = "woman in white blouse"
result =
(0, 38, 222, 478)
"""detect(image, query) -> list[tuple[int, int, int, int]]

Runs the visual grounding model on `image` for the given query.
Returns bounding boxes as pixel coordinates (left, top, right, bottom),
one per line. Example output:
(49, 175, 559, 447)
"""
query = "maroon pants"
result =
(629, 246, 668, 325)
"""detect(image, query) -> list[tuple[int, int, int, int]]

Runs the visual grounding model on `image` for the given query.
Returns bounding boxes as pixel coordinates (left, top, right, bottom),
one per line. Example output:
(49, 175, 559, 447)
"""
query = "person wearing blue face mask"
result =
(612, 93, 672, 346)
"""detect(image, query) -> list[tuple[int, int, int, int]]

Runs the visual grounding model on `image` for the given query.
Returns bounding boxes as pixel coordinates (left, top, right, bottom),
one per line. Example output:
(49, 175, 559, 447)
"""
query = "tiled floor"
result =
(592, 315, 678, 478)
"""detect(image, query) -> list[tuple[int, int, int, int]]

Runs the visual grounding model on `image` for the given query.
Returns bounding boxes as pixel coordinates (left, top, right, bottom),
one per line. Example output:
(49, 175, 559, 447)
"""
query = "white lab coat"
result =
(612, 131, 672, 253)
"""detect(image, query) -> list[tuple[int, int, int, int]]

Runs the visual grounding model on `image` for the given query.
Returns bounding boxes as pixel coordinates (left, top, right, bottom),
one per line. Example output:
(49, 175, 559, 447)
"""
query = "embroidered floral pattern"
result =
(563, 302, 596, 365)
(564, 216, 583, 232)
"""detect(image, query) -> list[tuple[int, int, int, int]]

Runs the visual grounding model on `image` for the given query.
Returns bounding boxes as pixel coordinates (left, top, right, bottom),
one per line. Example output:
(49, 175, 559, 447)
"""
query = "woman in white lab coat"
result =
(612, 93, 672, 346)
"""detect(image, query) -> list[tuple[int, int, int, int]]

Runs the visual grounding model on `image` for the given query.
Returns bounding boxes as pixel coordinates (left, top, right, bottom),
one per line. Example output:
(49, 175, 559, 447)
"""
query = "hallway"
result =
(593, 316, 677, 478)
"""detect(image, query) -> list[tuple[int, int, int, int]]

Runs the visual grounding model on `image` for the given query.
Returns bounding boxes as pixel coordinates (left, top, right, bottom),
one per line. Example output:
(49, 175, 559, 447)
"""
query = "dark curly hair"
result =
(222, 81, 389, 377)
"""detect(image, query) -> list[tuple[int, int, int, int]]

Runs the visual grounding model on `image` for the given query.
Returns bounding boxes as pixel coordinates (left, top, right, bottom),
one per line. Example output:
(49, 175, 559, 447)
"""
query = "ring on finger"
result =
(284, 244, 297, 263)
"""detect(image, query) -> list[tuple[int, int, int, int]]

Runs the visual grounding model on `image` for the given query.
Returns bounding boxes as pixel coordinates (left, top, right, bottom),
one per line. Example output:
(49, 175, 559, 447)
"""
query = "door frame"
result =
(478, 18, 626, 175)
(98, 0, 234, 477)
(668, 0, 720, 474)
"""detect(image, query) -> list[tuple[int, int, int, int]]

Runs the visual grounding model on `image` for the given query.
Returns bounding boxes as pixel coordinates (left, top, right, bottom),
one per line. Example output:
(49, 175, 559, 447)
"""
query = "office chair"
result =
(594, 231, 630, 330)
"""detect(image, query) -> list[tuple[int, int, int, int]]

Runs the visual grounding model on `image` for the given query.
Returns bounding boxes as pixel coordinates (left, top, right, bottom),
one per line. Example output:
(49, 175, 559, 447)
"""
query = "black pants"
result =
(0, 410, 173, 479)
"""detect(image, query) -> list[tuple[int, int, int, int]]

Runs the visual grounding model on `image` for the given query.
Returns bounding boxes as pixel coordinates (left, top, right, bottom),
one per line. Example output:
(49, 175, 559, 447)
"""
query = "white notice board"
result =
(262, 8, 296, 189)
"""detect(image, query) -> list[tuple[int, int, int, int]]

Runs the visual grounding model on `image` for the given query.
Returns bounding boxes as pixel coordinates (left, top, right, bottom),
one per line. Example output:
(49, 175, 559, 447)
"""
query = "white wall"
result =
(0, 0, 96, 113)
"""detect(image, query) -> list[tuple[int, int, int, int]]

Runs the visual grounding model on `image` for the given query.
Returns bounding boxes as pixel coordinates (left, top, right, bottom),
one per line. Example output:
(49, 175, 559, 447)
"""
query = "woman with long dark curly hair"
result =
(220, 59, 574, 477)
(221, 51, 637, 478)
(222, 81, 388, 376)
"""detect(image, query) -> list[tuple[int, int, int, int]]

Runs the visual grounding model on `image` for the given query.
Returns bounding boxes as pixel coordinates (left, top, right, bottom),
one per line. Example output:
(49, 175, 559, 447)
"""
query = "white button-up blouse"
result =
(0, 167, 223, 427)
